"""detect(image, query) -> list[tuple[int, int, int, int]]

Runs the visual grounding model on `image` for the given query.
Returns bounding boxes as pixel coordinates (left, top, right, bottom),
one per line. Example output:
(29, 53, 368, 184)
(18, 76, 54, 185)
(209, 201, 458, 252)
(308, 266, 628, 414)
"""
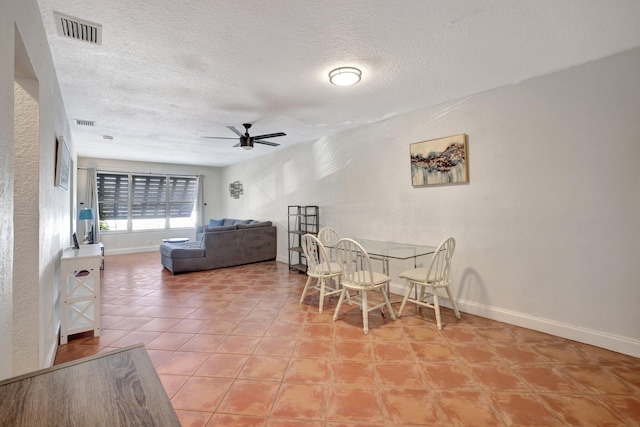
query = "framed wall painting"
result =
(54, 135, 71, 190)
(410, 133, 469, 186)
(229, 180, 243, 199)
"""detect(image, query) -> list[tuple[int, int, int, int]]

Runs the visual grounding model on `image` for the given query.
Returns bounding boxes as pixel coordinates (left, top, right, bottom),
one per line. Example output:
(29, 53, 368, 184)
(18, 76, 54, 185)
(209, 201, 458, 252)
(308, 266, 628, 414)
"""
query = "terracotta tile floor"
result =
(55, 252, 640, 426)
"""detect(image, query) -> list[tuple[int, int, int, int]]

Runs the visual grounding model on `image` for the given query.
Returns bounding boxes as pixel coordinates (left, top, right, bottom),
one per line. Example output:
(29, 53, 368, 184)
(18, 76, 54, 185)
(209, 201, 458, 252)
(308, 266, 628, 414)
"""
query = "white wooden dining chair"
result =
(397, 237, 461, 330)
(332, 238, 395, 334)
(300, 233, 343, 314)
(317, 227, 340, 262)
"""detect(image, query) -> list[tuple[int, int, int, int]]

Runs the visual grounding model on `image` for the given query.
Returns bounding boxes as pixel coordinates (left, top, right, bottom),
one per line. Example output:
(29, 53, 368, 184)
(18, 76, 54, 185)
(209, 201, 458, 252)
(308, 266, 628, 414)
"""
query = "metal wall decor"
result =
(229, 181, 243, 199)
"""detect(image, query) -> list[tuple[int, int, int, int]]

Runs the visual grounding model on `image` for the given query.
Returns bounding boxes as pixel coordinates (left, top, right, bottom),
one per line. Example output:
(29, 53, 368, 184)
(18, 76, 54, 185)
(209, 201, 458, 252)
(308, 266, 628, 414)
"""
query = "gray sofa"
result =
(160, 219, 276, 274)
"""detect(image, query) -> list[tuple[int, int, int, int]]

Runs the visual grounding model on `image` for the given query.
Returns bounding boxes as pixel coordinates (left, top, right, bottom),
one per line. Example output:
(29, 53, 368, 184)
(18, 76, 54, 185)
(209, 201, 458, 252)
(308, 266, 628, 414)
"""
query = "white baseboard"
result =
(458, 299, 640, 358)
(388, 282, 640, 358)
(276, 255, 289, 265)
(104, 246, 159, 256)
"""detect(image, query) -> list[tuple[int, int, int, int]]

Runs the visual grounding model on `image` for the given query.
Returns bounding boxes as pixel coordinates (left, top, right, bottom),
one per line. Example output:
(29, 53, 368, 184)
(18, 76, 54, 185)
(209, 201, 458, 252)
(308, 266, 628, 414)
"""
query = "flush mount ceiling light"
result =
(329, 67, 362, 86)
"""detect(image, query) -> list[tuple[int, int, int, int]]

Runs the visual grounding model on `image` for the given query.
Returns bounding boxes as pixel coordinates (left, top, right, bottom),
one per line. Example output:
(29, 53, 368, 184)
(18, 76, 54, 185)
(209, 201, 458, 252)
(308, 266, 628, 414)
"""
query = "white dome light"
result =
(329, 67, 362, 86)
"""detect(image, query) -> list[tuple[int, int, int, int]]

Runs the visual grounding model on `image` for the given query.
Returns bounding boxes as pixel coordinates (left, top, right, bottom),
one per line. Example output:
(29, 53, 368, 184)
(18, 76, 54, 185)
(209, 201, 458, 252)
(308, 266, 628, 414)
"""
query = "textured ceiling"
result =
(36, 0, 640, 166)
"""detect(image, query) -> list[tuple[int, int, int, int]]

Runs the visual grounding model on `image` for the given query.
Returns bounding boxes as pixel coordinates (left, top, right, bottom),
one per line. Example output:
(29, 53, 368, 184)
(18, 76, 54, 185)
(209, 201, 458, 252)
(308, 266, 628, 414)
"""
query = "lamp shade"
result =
(78, 208, 95, 221)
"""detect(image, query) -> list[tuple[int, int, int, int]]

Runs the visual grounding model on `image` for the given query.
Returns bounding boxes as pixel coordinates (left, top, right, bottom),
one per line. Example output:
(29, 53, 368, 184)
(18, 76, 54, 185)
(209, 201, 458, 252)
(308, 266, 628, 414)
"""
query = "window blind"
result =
(131, 175, 166, 219)
(97, 172, 198, 229)
(97, 173, 129, 220)
(169, 176, 198, 218)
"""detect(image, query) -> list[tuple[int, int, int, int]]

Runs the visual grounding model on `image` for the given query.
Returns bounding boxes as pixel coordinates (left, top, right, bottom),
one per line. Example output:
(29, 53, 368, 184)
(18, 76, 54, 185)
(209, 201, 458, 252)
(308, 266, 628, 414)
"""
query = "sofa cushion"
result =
(236, 221, 272, 229)
(204, 225, 237, 232)
(209, 218, 224, 227)
(159, 242, 205, 259)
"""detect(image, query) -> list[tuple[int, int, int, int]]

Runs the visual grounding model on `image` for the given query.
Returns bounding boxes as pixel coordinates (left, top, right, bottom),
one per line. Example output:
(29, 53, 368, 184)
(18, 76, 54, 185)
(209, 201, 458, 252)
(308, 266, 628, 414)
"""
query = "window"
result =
(97, 172, 198, 231)
(168, 176, 199, 228)
(97, 173, 128, 231)
(131, 175, 166, 230)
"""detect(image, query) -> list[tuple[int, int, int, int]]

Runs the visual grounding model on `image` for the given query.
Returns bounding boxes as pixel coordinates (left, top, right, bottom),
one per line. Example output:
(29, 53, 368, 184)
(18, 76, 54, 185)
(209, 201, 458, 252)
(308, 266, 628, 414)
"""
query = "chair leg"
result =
(343, 288, 352, 305)
(362, 290, 369, 334)
(328, 277, 336, 294)
(332, 289, 347, 322)
(445, 286, 461, 319)
(419, 285, 428, 301)
(318, 278, 325, 314)
(432, 288, 442, 330)
(341, 279, 351, 303)
(397, 282, 414, 317)
(299, 276, 313, 304)
(381, 286, 396, 320)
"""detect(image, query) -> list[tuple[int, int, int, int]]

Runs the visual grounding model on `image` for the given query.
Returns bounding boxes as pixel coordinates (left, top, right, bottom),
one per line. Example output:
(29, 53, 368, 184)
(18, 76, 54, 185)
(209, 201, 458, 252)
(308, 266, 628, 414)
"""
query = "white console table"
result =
(60, 244, 102, 344)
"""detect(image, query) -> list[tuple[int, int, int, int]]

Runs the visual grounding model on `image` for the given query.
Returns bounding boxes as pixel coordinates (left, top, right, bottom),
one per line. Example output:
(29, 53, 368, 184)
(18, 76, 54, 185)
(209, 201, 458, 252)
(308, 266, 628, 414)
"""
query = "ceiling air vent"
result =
(75, 119, 96, 127)
(54, 12, 102, 45)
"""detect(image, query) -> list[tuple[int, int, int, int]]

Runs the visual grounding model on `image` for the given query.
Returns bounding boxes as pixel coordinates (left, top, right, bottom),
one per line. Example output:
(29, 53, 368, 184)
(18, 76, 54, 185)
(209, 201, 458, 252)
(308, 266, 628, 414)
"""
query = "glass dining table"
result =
(325, 238, 437, 289)
(351, 239, 437, 276)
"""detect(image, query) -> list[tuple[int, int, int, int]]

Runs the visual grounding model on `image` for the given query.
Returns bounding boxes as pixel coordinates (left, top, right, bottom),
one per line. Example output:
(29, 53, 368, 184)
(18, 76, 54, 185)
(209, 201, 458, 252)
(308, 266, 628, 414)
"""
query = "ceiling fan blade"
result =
(202, 136, 238, 139)
(253, 132, 286, 140)
(233, 142, 241, 147)
(255, 140, 280, 147)
(227, 126, 244, 137)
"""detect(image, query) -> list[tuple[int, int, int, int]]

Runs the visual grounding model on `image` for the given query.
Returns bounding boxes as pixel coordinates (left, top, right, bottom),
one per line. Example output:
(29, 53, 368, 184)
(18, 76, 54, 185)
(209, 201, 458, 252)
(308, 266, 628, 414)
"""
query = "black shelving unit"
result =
(288, 205, 319, 272)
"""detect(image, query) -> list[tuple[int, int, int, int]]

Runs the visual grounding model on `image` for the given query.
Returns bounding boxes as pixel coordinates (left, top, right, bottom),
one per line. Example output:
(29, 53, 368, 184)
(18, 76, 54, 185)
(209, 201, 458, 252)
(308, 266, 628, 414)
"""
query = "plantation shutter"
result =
(97, 172, 198, 229)
(169, 176, 198, 218)
(131, 175, 166, 219)
(97, 173, 129, 220)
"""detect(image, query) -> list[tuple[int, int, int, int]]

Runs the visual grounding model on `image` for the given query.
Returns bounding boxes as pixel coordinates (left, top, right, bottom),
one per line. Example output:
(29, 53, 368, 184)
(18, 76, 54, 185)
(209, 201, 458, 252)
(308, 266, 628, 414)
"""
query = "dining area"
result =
(299, 228, 461, 334)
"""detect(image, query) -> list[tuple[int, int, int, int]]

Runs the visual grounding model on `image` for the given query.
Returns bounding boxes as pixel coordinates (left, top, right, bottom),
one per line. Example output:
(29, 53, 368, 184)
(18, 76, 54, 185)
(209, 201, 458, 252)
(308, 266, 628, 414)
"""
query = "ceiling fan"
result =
(203, 123, 286, 150)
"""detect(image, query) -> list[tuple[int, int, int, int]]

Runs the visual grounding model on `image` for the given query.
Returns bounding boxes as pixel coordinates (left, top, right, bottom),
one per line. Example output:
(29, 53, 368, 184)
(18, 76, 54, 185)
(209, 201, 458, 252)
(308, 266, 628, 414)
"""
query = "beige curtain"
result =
(85, 168, 100, 243)
(196, 174, 205, 226)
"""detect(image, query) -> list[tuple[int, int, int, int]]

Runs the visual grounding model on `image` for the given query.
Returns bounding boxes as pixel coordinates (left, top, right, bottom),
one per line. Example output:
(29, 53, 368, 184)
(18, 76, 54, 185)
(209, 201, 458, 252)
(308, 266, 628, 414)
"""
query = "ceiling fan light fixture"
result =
(329, 67, 362, 86)
(203, 123, 284, 149)
(240, 136, 253, 150)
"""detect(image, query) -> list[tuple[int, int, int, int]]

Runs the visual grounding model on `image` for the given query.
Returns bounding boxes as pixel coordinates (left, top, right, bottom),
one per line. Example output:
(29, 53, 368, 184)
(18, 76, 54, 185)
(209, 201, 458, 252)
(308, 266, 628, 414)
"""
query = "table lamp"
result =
(78, 208, 95, 243)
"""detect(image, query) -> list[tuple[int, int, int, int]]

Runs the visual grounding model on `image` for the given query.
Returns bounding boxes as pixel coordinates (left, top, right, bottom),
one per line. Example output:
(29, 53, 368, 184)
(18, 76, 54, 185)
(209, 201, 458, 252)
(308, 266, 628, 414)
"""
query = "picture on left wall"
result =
(55, 136, 70, 190)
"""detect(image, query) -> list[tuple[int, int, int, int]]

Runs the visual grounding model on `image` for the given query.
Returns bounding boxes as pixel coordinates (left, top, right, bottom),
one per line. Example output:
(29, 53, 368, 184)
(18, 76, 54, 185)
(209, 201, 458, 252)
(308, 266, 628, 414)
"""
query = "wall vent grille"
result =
(75, 119, 96, 127)
(54, 12, 102, 45)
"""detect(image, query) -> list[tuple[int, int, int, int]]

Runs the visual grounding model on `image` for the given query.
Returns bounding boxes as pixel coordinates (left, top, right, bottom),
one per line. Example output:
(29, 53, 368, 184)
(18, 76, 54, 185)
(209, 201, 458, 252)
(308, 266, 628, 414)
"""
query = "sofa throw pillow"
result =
(209, 218, 224, 227)
(222, 218, 236, 226)
(234, 219, 253, 225)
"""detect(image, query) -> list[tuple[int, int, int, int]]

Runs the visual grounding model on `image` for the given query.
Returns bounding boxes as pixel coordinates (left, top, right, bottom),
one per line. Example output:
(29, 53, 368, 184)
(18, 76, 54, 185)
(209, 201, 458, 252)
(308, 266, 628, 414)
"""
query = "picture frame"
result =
(54, 135, 71, 190)
(410, 133, 469, 186)
(229, 180, 244, 199)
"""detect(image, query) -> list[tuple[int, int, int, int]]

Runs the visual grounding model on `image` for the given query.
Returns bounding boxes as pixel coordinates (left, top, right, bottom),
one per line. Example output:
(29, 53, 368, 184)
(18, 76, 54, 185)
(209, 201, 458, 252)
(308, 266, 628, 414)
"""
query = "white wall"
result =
(223, 47, 640, 357)
(77, 158, 223, 255)
(0, 1, 15, 381)
(1, 0, 75, 379)
(13, 76, 41, 373)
